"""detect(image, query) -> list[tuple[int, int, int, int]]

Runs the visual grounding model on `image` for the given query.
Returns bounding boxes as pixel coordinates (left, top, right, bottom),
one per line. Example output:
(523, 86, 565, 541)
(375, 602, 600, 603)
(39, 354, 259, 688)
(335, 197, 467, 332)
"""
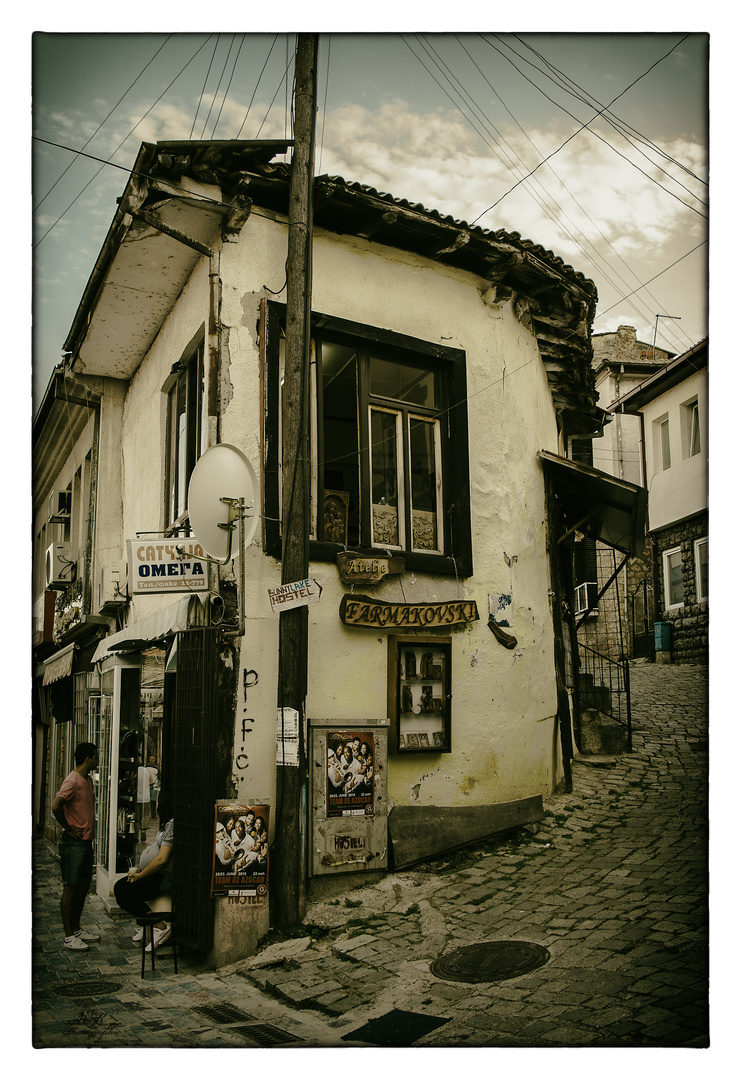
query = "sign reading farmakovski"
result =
(127, 539, 208, 594)
(339, 594, 479, 629)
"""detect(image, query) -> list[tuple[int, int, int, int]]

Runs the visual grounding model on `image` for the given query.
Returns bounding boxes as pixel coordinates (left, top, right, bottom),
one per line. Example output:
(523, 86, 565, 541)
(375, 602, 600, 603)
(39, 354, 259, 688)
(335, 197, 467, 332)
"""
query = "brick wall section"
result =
(655, 511, 709, 663)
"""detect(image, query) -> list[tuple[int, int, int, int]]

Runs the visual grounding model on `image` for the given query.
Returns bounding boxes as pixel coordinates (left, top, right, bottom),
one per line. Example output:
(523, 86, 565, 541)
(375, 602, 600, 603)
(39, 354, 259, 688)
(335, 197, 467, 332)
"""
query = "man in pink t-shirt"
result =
(52, 742, 100, 951)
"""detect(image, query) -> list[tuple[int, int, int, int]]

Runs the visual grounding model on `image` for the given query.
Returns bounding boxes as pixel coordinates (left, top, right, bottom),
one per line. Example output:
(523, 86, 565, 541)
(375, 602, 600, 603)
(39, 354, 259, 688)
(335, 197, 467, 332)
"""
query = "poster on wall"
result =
(326, 731, 375, 818)
(211, 803, 269, 898)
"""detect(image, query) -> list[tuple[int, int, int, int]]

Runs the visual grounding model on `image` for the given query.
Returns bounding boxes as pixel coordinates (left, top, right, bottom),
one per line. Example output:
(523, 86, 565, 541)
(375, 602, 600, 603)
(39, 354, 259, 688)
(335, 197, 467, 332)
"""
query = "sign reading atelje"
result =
(339, 594, 479, 629)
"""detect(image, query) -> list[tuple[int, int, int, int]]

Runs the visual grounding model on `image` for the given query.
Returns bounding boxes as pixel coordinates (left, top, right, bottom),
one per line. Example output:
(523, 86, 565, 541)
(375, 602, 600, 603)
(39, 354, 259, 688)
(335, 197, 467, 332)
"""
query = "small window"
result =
(682, 398, 701, 459)
(660, 417, 671, 470)
(164, 338, 205, 530)
(694, 538, 708, 602)
(663, 546, 683, 608)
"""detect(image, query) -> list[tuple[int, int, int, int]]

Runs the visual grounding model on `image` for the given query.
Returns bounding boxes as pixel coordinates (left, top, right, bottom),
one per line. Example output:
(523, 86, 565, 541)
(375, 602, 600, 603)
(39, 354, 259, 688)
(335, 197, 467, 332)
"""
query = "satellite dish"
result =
(187, 444, 258, 561)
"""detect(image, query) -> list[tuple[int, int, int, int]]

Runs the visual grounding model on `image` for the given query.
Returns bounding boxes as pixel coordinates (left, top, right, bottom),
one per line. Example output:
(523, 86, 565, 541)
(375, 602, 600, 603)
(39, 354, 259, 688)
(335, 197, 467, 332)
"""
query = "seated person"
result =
(113, 787, 174, 953)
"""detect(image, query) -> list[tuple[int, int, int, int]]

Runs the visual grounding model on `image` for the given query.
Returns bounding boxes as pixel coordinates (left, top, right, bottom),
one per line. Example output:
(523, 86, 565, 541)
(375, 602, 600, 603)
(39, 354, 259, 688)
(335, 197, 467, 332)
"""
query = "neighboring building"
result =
(574, 326, 674, 661)
(33, 140, 645, 967)
(609, 339, 708, 664)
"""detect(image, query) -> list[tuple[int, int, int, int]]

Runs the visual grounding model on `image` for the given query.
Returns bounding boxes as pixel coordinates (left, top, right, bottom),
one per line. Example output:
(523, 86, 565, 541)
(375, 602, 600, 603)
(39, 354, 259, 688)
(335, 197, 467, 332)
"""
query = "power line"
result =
(211, 34, 247, 138)
(33, 34, 174, 214)
(235, 35, 279, 139)
(473, 34, 707, 224)
(189, 35, 220, 139)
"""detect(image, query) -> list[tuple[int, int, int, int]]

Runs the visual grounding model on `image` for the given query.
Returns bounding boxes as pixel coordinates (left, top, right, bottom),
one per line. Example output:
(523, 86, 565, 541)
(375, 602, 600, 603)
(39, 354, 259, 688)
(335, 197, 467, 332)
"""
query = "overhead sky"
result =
(31, 30, 708, 411)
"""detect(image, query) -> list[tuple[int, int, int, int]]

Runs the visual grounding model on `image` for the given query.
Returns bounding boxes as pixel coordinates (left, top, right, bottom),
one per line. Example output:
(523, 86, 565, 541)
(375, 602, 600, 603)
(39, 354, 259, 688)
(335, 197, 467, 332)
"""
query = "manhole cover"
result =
(58, 980, 123, 998)
(689, 739, 709, 752)
(342, 1009, 448, 1046)
(430, 940, 550, 983)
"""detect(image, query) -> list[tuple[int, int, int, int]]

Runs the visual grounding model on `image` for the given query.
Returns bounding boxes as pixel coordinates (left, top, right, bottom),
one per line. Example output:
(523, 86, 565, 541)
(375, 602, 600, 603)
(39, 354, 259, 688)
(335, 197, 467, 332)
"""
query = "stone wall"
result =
(655, 511, 709, 664)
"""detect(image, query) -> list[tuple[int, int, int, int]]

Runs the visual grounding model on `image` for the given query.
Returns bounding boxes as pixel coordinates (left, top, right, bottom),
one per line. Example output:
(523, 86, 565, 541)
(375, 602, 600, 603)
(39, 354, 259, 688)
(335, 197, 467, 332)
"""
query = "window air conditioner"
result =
(45, 542, 76, 589)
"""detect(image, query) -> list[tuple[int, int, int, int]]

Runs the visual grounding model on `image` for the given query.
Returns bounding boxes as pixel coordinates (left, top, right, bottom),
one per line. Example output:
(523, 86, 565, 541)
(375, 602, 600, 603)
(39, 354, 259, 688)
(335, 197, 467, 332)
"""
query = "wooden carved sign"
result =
(336, 552, 405, 585)
(340, 594, 479, 630)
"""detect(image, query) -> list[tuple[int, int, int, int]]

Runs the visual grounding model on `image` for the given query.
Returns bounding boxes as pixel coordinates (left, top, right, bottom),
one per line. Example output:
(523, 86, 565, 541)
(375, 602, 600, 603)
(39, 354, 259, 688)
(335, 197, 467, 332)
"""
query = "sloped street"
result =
(32, 660, 709, 1049)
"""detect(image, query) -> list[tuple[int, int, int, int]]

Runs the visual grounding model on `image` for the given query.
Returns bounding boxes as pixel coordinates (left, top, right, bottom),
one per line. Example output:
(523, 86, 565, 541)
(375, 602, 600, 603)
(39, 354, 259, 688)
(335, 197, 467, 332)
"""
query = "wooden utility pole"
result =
(272, 33, 318, 929)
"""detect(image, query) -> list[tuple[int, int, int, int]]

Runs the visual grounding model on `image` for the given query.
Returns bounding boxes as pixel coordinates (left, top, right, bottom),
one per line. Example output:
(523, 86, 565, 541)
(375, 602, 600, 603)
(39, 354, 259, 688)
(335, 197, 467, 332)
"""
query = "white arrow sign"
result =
(268, 578, 323, 614)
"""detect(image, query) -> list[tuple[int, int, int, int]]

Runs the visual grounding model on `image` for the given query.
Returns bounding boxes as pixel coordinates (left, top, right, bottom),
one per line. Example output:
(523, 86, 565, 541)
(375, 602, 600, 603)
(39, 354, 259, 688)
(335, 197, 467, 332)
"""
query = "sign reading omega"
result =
(126, 539, 209, 594)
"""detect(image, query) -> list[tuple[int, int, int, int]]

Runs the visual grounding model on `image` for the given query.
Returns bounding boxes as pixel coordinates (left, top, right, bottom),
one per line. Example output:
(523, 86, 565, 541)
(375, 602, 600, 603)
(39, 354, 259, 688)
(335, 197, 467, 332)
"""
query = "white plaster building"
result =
(33, 141, 645, 967)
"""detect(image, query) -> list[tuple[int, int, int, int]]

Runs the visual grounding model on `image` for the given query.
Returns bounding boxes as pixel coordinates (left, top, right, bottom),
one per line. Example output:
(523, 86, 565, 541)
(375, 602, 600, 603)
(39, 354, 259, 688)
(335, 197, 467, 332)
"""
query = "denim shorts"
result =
(59, 834, 94, 886)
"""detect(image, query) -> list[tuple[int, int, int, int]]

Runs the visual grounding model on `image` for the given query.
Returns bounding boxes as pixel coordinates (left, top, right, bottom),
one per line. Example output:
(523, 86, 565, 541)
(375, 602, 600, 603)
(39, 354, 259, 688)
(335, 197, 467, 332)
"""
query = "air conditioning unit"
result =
(574, 581, 599, 617)
(48, 489, 71, 524)
(45, 542, 76, 589)
(98, 561, 127, 611)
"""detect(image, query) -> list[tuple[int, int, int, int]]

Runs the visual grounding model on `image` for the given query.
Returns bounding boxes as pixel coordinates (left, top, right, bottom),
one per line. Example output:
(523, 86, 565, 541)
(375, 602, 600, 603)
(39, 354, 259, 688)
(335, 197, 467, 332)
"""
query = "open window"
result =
(263, 304, 473, 575)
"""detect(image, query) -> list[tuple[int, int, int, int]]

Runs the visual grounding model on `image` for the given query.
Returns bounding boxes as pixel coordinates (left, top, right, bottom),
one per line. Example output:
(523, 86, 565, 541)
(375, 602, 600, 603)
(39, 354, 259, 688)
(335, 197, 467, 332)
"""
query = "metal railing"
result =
(577, 641, 632, 752)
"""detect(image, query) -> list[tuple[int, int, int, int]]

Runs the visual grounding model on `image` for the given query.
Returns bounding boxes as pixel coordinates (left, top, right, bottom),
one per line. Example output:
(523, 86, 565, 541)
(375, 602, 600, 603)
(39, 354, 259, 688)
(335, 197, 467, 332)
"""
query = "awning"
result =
(91, 595, 207, 664)
(42, 643, 77, 686)
(539, 450, 648, 558)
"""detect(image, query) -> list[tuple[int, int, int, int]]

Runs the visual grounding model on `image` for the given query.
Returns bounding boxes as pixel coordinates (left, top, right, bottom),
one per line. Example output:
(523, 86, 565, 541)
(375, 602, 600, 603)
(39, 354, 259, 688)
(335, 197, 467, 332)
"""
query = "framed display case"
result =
(388, 635, 451, 753)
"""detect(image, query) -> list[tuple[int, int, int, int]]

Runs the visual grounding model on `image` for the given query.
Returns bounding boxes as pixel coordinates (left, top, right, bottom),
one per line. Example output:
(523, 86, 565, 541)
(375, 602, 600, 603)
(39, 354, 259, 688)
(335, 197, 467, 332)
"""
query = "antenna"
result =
(652, 314, 681, 362)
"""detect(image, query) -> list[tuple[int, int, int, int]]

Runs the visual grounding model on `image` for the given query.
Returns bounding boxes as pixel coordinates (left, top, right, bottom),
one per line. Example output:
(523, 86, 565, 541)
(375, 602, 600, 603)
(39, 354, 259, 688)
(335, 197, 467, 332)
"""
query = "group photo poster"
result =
(211, 803, 269, 898)
(326, 731, 374, 817)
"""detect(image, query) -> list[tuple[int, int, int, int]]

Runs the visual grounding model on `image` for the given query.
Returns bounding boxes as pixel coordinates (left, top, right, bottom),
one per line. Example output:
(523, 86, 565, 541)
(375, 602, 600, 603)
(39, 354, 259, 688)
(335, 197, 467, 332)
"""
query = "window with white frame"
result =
(163, 336, 206, 530)
(694, 537, 708, 602)
(264, 303, 473, 574)
(663, 546, 683, 608)
(681, 397, 701, 459)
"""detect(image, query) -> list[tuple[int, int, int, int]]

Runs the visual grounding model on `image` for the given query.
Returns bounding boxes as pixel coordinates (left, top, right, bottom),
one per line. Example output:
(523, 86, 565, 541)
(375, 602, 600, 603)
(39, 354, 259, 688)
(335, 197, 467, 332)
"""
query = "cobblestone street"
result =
(30, 660, 711, 1053)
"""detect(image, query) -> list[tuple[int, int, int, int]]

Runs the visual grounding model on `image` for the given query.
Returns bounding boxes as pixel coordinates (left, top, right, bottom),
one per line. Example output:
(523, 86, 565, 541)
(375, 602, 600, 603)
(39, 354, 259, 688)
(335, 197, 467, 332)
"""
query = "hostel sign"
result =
(268, 578, 323, 614)
(339, 594, 479, 629)
(127, 539, 208, 594)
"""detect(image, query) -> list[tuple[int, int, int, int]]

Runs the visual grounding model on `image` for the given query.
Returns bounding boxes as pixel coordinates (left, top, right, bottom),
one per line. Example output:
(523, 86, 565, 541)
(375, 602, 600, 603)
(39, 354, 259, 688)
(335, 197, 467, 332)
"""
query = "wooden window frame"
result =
(262, 302, 473, 576)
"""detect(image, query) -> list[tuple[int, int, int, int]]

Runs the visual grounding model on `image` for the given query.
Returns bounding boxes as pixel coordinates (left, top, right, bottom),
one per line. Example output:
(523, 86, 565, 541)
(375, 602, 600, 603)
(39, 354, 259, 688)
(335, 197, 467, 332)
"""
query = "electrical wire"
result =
(199, 34, 236, 139)
(210, 34, 246, 138)
(406, 34, 693, 354)
(189, 35, 220, 139)
(235, 34, 279, 139)
(473, 34, 707, 223)
(34, 34, 174, 214)
(33, 34, 215, 251)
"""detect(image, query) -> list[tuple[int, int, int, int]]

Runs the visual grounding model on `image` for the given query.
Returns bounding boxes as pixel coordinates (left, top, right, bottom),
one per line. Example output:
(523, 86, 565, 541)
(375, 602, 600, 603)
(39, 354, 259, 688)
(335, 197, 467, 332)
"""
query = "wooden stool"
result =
(136, 904, 177, 977)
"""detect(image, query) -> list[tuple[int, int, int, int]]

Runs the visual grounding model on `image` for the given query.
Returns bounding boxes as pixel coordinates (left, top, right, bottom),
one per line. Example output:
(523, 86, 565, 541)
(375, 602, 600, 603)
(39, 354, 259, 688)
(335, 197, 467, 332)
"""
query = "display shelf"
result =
(387, 635, 451, 753)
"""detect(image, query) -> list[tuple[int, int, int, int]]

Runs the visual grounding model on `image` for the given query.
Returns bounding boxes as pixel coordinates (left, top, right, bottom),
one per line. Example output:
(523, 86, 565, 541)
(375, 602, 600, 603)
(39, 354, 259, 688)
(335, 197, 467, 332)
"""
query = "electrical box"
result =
(309, 720, 389, 876)
(45, 542, 75, 589)
(98, 561, 127, 611)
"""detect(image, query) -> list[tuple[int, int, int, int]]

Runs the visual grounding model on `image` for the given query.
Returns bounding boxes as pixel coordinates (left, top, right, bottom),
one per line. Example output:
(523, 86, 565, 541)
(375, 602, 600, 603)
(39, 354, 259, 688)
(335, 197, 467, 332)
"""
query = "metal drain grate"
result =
(229, 1023, 303, 1046)
(58, 980, 123, 998)
(430, 940, 550, 983)
(193, 1003, 253, 1025)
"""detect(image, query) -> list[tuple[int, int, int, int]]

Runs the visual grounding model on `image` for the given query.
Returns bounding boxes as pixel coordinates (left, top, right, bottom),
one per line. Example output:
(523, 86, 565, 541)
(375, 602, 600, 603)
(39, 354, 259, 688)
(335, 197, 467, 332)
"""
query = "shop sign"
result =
(339, 594, 479, 629)
(326, 730, 375, 818)
(211, 802, 269, 898)
(127, 539, 208, 594)
(336, 553, 405, 585)
(268, 578, 323, 614)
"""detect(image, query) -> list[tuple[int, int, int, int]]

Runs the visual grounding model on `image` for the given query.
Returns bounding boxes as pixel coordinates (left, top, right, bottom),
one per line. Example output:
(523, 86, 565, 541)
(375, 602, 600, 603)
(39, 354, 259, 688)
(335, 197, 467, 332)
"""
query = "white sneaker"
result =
(132, 926, 145, 943)
(145, 925, 171, 953)
(63, 935, 89, 951)
(76, 929, 100, 942)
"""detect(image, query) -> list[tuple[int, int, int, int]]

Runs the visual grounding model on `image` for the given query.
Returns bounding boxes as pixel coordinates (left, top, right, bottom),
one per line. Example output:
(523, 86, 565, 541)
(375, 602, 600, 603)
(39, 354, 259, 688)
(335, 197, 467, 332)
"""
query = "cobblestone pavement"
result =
(31, 661, 709, 1050)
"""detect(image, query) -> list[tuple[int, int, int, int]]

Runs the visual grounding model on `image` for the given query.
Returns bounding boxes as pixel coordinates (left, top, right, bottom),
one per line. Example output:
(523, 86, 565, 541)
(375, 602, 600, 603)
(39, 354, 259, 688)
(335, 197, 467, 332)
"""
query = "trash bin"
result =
(654, 621, 671, 652)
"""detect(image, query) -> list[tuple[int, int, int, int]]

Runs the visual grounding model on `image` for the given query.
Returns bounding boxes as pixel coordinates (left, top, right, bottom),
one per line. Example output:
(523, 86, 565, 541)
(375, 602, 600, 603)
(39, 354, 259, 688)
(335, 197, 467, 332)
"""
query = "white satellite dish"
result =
(187, 444, 258, 561)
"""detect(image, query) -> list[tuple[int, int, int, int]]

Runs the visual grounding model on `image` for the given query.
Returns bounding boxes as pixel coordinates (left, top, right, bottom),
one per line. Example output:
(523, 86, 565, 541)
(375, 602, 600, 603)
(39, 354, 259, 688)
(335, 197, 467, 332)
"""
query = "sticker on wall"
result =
(326, 731, 375, 818)
(211, 803, 269, 898)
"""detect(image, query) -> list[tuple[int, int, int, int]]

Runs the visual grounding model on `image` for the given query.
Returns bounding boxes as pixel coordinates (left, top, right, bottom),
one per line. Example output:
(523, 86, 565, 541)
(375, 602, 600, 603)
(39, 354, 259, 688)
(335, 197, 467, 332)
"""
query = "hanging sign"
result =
(336, 553, 405, 585)
(339, 594, 479, 629)
(268, 578, 323, 614)
(211, 803, 269, 898)
(127, 539, 208, 594)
